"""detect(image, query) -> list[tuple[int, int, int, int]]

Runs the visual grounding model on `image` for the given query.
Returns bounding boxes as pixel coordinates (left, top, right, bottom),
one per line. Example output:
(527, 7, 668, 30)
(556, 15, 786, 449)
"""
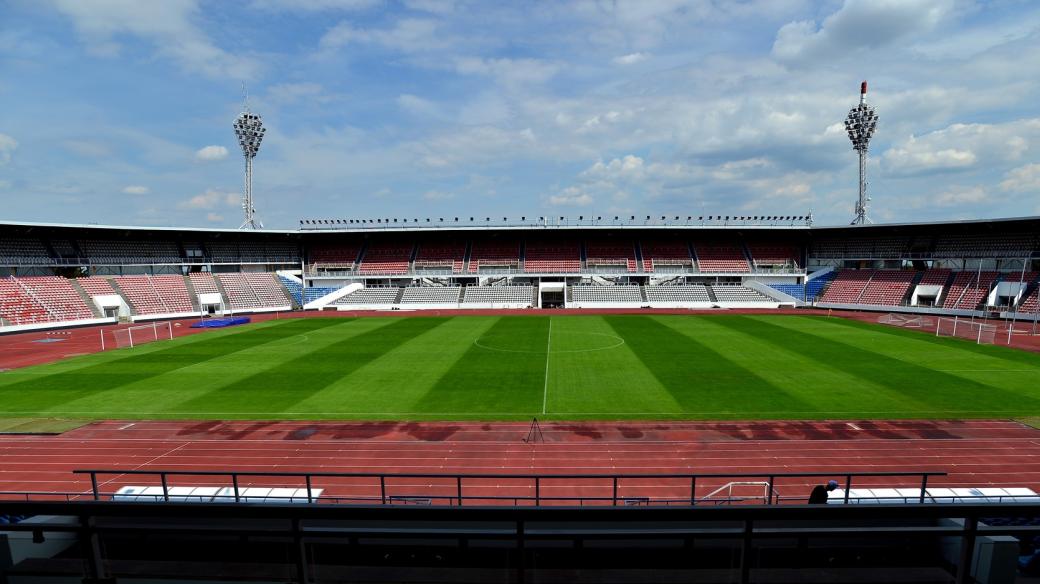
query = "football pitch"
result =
(2, 314, 1040, 421)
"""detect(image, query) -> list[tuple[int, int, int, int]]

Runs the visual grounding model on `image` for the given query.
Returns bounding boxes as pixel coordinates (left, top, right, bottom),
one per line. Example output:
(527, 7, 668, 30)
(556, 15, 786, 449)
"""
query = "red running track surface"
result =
(2, 419, 1039, 505)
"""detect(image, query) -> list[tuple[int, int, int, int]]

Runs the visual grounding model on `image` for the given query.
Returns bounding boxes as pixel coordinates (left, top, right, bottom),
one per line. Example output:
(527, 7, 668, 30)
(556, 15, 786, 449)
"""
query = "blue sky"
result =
(2, 0, 1039, 229)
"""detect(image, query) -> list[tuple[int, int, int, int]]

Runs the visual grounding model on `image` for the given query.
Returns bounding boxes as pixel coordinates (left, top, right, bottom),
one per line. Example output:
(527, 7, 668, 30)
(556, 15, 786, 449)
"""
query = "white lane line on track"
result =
(95, 441, 191, 493)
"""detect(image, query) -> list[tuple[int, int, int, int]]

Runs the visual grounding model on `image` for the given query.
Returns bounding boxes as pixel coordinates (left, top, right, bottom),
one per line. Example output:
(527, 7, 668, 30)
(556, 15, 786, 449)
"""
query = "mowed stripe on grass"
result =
(1, 314, 1039, 420)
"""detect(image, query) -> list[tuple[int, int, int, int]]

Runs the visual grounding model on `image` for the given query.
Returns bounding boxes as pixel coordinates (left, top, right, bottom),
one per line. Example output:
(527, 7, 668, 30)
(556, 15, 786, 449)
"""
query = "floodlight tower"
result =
(844, 81, 878, 225)
(233, 104, 266, 229)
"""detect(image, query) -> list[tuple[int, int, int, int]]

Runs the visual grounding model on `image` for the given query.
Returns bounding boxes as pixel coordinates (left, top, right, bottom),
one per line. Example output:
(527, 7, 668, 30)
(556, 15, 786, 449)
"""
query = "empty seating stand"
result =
(524, 241, 581, 273)
(571, 285, 642, 303)
(461, 285, 534, 305)
(414, 242, 466, 273)
(216, 274, 263, 310)
(0, 238, 52, 265)
(858, 271, 916, 306)
(77, 277, 116, 297)
(0, 278, 51, 325)
(942, 271, 999, 310)
(309, 244, 362, 270)
(115, 276, 173, 315)
(709, 285, 772, 302)
(334, 288, 400, 305)
(400, 286, 462, 304)
(585, 241, 637, 272)
(645, 285, 711, 303)
(1018, 288, 1040, 313)
(819, 269, 873, 303)
(641, 241, 693, 272)
(694, 243, 750, 272)
(243, 273, 291, 307)
(469, 241, 520, 273)
(14, 277, 94, 322)
(80, 240, 180, 264)
(359, 243, 413, 275)
(918, 269, 952, 287)
(934, 234, 1035, 258)
(747, 244, 800, 269)
(188, 273, 220, 294)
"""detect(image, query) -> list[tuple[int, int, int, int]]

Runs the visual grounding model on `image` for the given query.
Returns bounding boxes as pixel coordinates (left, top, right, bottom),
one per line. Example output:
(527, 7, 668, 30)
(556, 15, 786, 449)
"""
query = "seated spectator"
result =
(808, 480, 839, 504)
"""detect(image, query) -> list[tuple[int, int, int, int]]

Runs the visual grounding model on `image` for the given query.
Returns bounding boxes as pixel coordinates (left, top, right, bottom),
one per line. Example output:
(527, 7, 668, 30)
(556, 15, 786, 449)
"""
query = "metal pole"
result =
(690, 476, 697, 506)
(232, 474, 240, 503)
(956, 516, 978, 584)
(740, 519, 753, 584)
(161, 473, 169, 502)
(90, 472, 100, 501)
(919, 474, 929, 504)
(844, 475, 852, 504)
(380, 476, 386, 504)
(457, 476, 463, 507)
(612, 477, 618, 506)
(305, 475, 313, 504)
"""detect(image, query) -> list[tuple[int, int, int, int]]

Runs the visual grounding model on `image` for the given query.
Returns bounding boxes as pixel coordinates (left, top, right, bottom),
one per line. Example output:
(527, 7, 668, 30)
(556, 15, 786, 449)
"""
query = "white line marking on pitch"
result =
(542, 317, 552, 415)
(117, 423, 136, 430)
(846, 423, 861, 430)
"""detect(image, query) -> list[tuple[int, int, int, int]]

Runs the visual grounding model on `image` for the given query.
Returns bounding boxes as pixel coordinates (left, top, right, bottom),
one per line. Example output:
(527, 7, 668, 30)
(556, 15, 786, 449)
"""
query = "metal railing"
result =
(70, 469, 947, 507)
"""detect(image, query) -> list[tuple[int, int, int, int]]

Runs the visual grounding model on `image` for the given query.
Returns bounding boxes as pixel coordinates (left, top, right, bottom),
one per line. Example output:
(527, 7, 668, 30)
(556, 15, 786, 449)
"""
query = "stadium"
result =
(2, 212, 1040, 582)
(4, 3, 1040, 583)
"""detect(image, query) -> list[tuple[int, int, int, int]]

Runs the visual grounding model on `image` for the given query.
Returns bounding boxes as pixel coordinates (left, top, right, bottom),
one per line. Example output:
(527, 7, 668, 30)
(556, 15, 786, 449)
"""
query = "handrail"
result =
(71, 469, 947, 507)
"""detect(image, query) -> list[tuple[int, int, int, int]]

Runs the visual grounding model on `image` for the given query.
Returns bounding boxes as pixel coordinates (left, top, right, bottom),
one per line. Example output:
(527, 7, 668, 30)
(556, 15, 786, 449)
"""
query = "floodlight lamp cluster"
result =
(844, 103, 877, 151)
(233, 112, 266, 158)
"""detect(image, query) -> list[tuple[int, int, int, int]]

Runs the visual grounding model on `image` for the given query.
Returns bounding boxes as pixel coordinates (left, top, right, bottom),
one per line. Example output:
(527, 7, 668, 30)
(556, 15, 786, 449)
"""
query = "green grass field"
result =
(2, 314, 1040, 421)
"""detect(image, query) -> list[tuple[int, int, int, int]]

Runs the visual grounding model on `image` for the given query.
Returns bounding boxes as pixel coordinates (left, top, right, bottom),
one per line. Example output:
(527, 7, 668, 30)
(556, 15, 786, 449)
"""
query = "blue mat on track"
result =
(191, 316, 251, 329)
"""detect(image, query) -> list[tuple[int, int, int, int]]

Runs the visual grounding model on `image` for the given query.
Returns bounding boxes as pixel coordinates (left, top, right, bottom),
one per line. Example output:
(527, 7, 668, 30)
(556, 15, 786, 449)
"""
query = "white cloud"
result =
(772, 0, 954, 64)
(62, 139, 110, 158)
(0, 133, 17, 164)
(205, 212, 224, 222)
(397, 93, 441, 117)
(1000, 163, 1040, 192)
(882, 119, 1038, 177)
(613, 52, 649, 65)
(933, 185, 991, 207)
(266, 82, 326, 104)
(549, 186, 594, 207)
(195, 145, 229, 162)
(320, 18, 448, 52)
(454, 57, 560, 86)
(43, 0, 260, 79)
(122, 185, 149, 195)
(179, 189, 240, 210)
(422, 190, 455, 201)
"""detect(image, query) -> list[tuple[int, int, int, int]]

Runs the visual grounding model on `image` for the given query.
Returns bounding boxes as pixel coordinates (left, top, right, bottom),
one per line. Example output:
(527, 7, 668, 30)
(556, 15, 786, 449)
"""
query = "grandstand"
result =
(0, 215, 1039, 330)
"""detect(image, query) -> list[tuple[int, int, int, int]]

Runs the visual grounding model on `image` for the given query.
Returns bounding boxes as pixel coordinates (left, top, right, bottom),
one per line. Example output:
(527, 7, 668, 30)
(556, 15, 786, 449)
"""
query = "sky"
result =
(1, 0, 1040, 229)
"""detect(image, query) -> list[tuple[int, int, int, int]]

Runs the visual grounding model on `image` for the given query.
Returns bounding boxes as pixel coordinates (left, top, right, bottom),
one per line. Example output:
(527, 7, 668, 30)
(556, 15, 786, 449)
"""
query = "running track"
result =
(2, 419, 1039, 504)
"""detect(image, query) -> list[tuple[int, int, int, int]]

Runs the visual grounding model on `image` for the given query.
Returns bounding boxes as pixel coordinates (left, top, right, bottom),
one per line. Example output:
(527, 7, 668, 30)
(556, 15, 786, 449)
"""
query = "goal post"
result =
(935, 316, 996, 345)
(108, 321, 174, 350)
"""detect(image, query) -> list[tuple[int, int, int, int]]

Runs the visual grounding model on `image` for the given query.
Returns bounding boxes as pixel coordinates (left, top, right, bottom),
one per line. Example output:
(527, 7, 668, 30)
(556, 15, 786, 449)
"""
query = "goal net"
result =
(878, 313, 934, 329)
(935, 317, 996, 345)
(108, 322, 174, 350)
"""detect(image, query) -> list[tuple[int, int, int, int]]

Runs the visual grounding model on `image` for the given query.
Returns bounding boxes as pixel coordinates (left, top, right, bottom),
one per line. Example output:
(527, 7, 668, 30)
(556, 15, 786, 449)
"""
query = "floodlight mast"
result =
(845, 81, 878, 225)
(234, 102, 266, 230)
